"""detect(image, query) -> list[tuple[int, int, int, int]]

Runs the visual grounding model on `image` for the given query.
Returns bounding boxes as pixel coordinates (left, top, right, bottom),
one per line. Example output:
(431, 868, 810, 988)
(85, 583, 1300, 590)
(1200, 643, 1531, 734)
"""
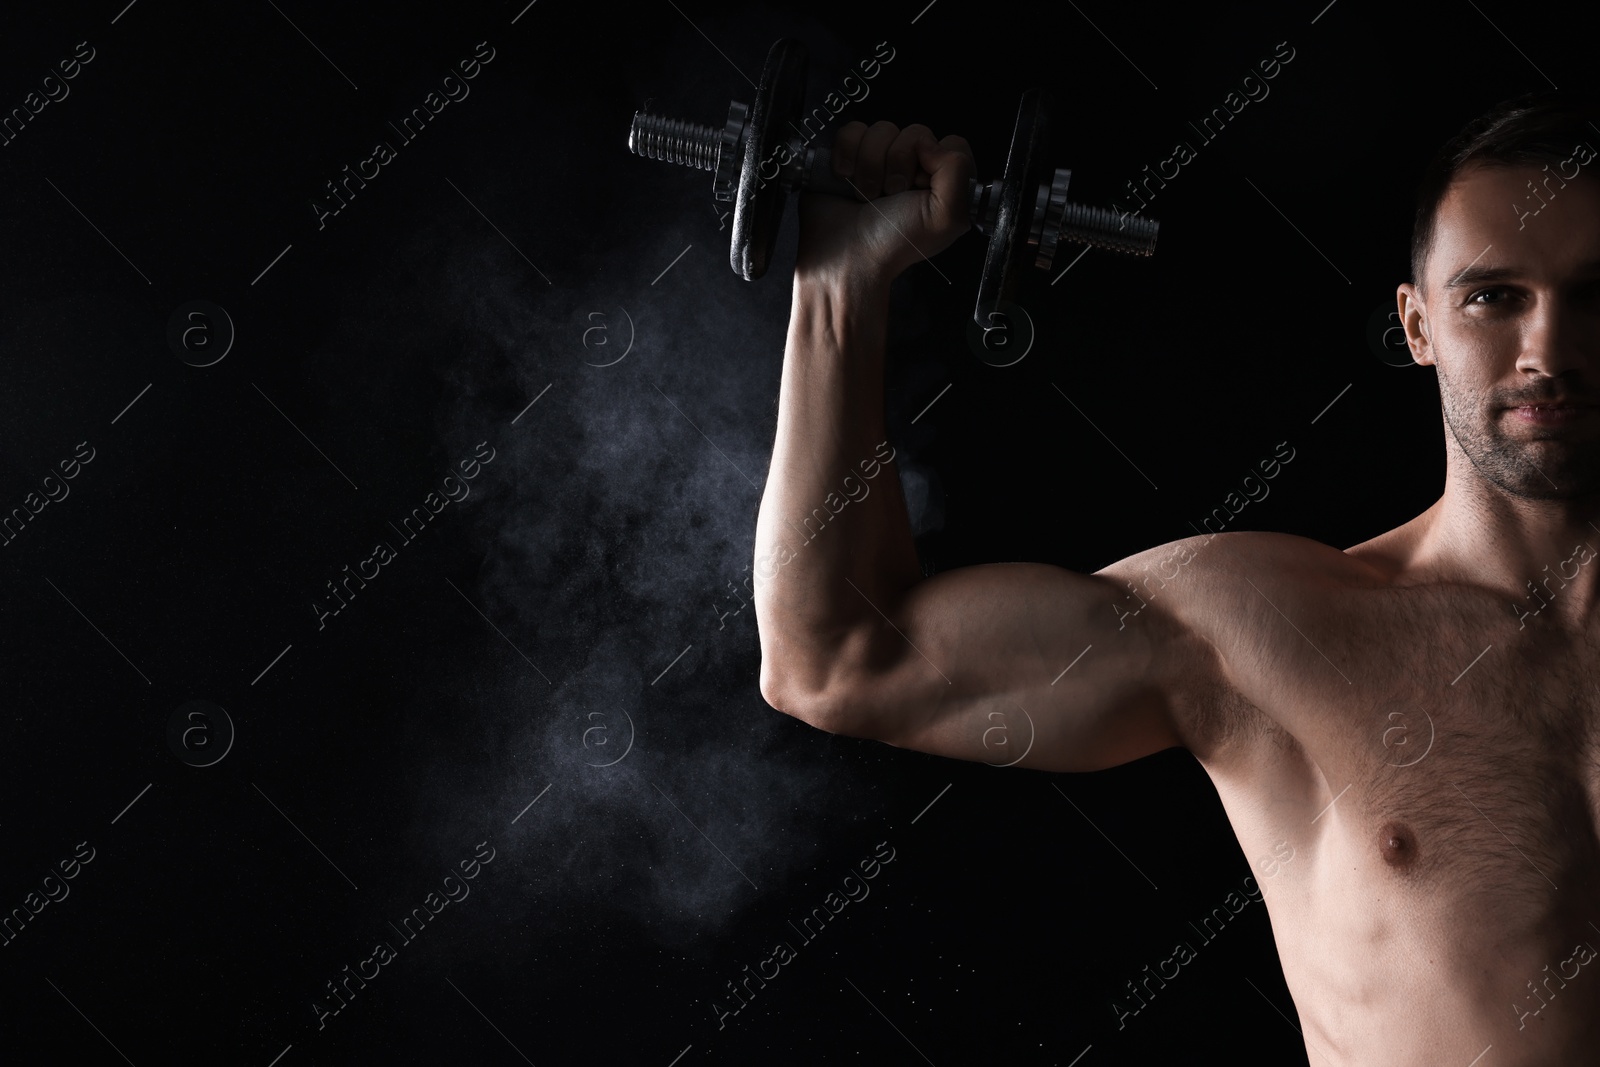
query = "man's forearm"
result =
(754, 267, 924, 712)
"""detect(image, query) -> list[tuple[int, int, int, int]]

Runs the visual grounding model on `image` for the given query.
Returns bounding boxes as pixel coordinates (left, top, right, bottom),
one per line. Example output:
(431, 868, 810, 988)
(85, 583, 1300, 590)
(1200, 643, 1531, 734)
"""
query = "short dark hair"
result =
(1410, 90, 1600, 292)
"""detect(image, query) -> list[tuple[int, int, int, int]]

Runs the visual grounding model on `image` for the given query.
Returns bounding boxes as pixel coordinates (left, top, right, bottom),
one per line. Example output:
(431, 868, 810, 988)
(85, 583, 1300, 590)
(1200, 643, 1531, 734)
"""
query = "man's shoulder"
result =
(1094, 529, 1385, 599)
(1093, 529, 1393, 672)
(1091, 530, 1400, 753)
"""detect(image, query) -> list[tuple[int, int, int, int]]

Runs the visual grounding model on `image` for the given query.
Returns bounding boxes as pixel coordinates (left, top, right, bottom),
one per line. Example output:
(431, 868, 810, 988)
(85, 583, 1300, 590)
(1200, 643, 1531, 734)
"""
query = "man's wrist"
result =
(792, 260, 893, 319)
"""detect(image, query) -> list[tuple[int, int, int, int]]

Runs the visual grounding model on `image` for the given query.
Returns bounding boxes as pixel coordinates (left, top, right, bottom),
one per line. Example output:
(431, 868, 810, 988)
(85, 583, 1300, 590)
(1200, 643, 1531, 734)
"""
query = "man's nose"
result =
(1515, 295, 1596, 378)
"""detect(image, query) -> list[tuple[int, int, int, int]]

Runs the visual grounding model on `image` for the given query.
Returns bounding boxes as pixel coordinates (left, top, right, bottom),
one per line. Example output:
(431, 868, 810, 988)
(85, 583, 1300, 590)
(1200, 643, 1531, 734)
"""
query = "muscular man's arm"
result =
(754, 121, 1229, 771)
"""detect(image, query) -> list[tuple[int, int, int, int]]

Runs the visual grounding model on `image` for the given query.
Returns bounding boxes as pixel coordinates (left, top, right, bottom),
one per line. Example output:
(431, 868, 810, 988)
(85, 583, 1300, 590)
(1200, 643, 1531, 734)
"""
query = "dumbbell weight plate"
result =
(731, 38, 809, 281)
(975, 88, 1053, 329)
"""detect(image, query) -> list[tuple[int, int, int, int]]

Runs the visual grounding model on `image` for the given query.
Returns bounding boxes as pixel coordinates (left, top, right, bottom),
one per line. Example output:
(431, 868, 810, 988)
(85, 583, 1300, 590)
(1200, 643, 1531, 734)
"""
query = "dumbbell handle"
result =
(792, 142, 1156, 256)
(797, 142, 992, 227)
(628, 107, 1158, 260)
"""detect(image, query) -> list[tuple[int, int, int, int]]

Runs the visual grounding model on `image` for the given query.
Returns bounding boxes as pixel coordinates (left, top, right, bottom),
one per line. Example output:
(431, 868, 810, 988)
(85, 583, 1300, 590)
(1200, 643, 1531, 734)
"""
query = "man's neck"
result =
(1420, 462, 1600, 628)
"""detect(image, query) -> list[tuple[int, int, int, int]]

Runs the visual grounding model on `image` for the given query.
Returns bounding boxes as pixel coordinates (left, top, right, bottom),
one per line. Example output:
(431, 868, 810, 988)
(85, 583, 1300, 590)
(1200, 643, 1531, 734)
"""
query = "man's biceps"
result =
(1043, 644, 1183, 733)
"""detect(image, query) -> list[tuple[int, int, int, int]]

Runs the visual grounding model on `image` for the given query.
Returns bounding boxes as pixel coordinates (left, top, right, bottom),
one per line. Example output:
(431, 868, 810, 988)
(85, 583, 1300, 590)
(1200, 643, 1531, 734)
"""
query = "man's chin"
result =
(1487, 440, 1600, 498)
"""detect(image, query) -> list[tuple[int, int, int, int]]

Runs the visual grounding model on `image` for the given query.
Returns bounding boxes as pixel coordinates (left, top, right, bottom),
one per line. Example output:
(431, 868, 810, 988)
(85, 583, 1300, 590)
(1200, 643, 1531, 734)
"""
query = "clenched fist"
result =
(795, 120, 975, 288)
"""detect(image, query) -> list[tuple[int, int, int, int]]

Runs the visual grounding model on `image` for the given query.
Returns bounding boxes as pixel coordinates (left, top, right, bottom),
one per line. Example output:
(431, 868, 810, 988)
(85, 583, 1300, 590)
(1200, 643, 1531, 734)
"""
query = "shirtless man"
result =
(752, 91, 1600, 1065)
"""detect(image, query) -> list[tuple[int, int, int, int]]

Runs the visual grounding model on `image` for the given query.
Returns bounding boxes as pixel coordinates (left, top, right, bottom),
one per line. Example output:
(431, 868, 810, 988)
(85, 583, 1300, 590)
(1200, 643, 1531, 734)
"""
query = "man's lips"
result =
(1505, 402, 1597, 423)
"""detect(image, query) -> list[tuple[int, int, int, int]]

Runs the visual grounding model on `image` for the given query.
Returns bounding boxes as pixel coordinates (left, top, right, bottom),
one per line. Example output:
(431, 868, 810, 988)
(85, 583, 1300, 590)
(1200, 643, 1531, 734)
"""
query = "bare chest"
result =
(1191, 588, 1600, 1059)
(1209, 584, 1600, 924)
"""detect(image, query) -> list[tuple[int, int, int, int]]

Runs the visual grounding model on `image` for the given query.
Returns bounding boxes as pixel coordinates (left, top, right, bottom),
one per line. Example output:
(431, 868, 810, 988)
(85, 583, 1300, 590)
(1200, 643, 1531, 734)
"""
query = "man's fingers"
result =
(803, 123, 975, 279)
(852, 120, 901, 200)
(831, 121, 868, 178)
(913, 134, 975, 188)
(907, 134, 976, 237)
(918, 135, 975, 205)
(884, 124, 936, 195)
(835, 123, 973, 199)
(938, 133, 973, 160)
(934, 132, 972, 155)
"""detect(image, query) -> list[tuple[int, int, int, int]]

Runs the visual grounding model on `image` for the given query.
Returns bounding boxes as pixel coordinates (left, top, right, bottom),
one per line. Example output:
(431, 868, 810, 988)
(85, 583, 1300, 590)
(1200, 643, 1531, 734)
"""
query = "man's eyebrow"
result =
(1444, 258, 1600, 290)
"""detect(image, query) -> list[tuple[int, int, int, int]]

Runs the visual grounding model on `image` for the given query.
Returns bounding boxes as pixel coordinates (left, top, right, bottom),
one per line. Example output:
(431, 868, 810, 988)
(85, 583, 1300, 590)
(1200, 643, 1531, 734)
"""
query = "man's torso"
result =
(1170, 528, 1600, 1065)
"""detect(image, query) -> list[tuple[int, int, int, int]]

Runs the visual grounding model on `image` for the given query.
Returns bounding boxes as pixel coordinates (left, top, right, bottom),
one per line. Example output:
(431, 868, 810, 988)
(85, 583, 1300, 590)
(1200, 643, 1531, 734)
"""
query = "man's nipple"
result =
(1378, 821, 1418, 867)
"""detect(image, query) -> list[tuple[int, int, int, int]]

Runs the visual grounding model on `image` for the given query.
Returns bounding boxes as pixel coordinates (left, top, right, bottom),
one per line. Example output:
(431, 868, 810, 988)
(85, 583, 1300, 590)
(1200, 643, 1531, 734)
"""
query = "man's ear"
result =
(1397, 282, 1433, 366)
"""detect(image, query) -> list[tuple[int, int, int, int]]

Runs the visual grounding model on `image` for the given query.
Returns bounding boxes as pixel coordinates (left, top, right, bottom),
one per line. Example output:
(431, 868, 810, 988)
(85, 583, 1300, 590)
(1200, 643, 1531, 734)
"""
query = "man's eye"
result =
(1467, 288, 1508, 305)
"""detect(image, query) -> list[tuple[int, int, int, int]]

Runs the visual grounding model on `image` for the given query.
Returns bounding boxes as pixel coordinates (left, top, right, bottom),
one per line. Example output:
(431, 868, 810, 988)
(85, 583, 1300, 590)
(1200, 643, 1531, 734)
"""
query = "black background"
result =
(0, 0, 1578, 1063)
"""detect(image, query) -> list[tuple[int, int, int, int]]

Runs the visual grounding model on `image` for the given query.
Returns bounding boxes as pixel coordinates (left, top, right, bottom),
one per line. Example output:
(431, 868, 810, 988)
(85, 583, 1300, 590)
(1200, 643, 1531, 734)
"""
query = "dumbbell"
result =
(627, 38, 1159, 328)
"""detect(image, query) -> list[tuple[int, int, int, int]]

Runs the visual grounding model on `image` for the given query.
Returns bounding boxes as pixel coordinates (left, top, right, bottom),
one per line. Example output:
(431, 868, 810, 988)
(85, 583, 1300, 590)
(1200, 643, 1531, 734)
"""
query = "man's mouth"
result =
(1506, 402, 1597, 424)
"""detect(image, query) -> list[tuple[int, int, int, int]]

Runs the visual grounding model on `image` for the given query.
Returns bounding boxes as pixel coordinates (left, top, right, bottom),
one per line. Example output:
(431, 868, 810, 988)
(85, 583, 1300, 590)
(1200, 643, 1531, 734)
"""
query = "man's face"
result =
(1399, 161, 1600, 499)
